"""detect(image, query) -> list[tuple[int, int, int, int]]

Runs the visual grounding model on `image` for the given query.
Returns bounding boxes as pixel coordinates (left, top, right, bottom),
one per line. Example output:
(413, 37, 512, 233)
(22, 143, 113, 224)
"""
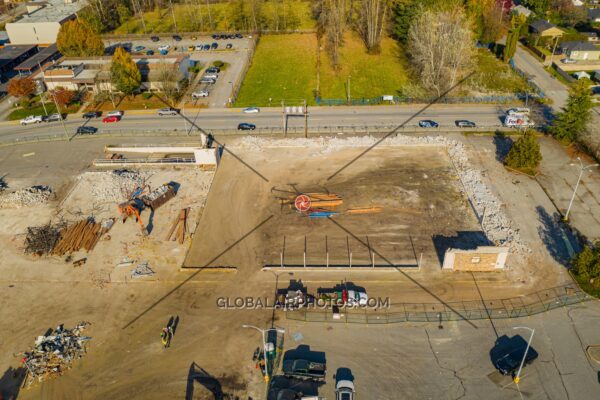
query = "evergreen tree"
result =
(111, 47, 141, 95)
(550, 79, 593, 143)
(504, 130, 542, 172)
(56, 19, 104, 57)
(503, 15, 525, 63)
(572, 242, 600, 284)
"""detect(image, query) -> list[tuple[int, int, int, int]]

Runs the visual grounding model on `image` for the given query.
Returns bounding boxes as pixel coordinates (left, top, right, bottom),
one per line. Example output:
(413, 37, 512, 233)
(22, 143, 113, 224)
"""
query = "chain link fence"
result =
(315, 94, 526, 107)
(285, 284, 591, 324)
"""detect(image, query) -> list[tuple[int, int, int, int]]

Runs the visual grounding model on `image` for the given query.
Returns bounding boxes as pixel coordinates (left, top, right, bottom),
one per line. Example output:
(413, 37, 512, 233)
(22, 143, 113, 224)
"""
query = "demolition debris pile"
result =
(0, 185, 52, 208)
(236, 135, 527, 255)
(20, 322, 91, 387)
(85, 170, 150, 202)
(25, 223, 65, 255)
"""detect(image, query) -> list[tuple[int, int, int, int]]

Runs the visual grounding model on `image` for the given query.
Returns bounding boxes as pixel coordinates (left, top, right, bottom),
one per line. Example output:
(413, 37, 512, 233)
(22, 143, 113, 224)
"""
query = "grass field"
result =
(470, 49, 530, 94)
(235, 34, 318, 106)
(114, 1, 315, 34)
(235, 33, 412, 106)
(8, 103, 80, 121)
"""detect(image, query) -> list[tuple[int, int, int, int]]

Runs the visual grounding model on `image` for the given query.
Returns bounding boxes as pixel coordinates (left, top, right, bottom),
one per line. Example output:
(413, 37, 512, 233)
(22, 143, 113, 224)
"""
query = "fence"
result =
(509, 59, 546, 99)
(313, 94, 524, 107)
(285, 283, 591, 324)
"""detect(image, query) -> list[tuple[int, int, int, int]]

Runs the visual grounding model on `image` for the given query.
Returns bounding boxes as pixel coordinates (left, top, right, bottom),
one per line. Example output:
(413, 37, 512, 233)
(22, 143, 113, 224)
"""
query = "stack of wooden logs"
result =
(52, 218, 113, 256)
(166, 208, 189, 244)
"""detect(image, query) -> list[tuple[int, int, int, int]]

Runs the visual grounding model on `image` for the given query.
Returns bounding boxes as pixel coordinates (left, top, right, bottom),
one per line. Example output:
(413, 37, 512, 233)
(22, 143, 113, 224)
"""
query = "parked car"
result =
(44, 113, 63, 122)
(103, 116, 120, 123)
(158, 44, 170, 52)
(134, 45, 145, 52)
(76, 126, 97, 135)
(82, 111, 101, 119)
(206, 67, 220, 74)
(172, 35, 182, 41)
(200, 77, 217, 84)
(203, 74, 218, 80)
(238, 123, 256, 130)
(157, 107, 180, 116)
(195, 44, 203, 51)
(107, 110, 124, 118)
(188, 45, 195, 51)
(211, 34, 219, 40)
(455, 120, 476, 128)
(150, 36, 160, 42)
(235, 33, 243, 38)
(203, 44, 210, 51)
(507, 107, 530, 115)
(226, 43, 233, 49)
(20, 115, 44, 125)
(146, 50, 154, 56)
(243, 107, 260, 114)
(282, 359, 326, 381)
(336, 380, 355, 400)
(192, 90, 209, 99)
(159, 49, 168, 55)
(494, 345, 538, 376)
(211, 42, 218, 49)
(418, 119, 439, 128)
(219, 34, 227, 39)
(561, 58, 577, 64)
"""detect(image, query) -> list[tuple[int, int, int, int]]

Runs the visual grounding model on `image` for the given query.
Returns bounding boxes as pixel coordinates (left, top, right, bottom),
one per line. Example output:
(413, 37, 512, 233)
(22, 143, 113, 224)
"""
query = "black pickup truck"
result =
(282, 359, 326, 381)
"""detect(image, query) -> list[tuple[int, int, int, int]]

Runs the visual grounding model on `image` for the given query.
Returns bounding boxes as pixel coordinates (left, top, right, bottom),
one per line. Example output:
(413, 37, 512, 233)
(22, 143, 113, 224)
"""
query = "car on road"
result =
(76, 126, 97, 135)
(146, 50, 154, 56)
(243, 107, 260, 114)
(134, 45, 145, 52)
(107, 110, 124, 118)
(507, 107, 530, 115)
(44, 113, 63, 122)
(157, 107, 180, 116)
(83, 111, 101, 119)
(200, 77, 216, 84)
(206, 67, 220, 74)
(203, 44, 210, 51)
(151, 36, 160, 42)
(418, 119, 439, 128)
(238, 123, 256, 130)
(158, 44, 170, 52)
(172, 35, 182, 41)
(192, 90, 209, 99)
(282, 359, 326, 381)
(226, 43, 233, 49)
(494, 345, 538, 376)
(103, 116, 120, 123)
(455, 120, 476, 128)
(211, 42, 218, 49)
(561, 58, 577, 64)
(335, 380, 355, 400)
(20, 115, 44, 125)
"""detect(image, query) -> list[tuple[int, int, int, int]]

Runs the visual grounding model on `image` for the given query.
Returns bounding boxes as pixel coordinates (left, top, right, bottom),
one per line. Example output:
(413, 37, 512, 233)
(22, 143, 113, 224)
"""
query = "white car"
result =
(106, 110, 124, 118)
(243, 107, 260, 114)
(336, 380, 355, 400)
(561, 58, 577, 64)
(158, 44, 171, 52)
(20, 115, 44, 125)
(203, 74, 218, 80)
(507, 107, 530, 115)
(192, 90, 209, 99)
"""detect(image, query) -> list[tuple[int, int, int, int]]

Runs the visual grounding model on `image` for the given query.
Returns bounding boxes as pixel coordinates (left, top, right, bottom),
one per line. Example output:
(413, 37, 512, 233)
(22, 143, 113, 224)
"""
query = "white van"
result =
(507, 107, 530, 115)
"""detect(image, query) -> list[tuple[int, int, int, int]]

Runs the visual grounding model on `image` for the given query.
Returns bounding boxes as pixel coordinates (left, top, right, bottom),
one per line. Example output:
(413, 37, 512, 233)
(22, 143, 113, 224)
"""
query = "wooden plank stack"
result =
(166, 208, 189, 244)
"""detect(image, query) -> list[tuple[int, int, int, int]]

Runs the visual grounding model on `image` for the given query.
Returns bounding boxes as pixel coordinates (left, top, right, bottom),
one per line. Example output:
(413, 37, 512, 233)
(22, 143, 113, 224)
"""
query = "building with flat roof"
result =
(5, 0, 87, 45)
(14, 44, 60, 76)
(0, 44, 38, 82)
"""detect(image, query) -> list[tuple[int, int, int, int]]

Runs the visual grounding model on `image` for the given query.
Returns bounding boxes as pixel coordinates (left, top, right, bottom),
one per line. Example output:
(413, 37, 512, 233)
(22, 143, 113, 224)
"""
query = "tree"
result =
(155, 62, 182, 103)
(357, 0, 389, 53)
(503, 14, 526, 63)
(314, 0, 349, 69)
(408, 6, 474, 97)
(572, 242, 600, 285)
(521, 0, 549, 15)
(7, 77, 36, 98)
(480, 1, 506, 43)
(111, 47, 141, 95)
(50, 89, 76, 107)
(550, 79, 592, 143)
(504, 130, 542, 172)
(56, 19, 104, 57)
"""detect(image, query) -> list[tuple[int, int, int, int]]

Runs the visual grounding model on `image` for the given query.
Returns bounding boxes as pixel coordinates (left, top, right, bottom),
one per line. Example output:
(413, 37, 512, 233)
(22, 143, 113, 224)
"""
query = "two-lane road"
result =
(0, 104, 509, 141)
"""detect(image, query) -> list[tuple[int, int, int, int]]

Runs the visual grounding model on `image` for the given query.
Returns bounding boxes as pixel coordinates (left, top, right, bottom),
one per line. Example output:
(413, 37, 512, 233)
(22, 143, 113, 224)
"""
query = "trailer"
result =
(504, 114, 535, 128)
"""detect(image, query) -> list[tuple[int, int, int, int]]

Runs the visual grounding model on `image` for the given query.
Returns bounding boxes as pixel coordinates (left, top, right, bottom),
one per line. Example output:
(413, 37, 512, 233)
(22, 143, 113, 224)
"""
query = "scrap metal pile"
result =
(24, 218, 114, 256)
(20, 322, 91, 387)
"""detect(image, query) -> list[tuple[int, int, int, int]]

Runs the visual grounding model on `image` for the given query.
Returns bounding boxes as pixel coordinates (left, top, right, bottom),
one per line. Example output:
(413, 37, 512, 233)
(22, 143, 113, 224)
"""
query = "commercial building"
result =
(0, 44, 38, 83)
(5, 0, 87, 45)
(42, 54, 191, 93)
(14, 44, 61, 76)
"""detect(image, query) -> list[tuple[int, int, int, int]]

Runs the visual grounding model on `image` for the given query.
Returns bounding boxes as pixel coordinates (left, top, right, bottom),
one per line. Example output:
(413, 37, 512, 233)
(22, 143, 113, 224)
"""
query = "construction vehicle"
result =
(117, 198, 148, 235)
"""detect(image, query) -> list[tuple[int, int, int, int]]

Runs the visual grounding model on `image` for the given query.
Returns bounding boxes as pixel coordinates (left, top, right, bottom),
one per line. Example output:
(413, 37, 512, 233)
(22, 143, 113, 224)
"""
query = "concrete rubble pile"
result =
(20, 322, 91, 387)
(85, 170, 150, 202)
(0, 185, 52, 208)
(236, 135, 527, 255)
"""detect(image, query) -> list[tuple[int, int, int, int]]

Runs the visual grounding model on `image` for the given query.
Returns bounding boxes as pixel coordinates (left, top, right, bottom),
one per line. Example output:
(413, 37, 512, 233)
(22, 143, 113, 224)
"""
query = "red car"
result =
(103, 116, 120, 123)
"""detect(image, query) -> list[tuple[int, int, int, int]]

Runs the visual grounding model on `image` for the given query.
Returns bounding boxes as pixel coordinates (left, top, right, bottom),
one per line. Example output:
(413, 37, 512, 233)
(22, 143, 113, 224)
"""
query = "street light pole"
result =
(564, 157, 599, 221)
(512, 326, 534, 384)
(241, 324, 285, 383)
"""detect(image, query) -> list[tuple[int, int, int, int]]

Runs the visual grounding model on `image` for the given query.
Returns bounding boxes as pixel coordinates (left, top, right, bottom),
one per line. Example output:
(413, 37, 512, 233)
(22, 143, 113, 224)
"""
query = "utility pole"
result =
(304, 99, 308, 139)
(282, 100, 286, 137)
(169, 0, 178, 33)
(45, 72, 70, 140)
(564, 157, 599, 221)
(551, 35, 560, 64)
(347, 75, 351, 105)
(512, 326, 534, 384)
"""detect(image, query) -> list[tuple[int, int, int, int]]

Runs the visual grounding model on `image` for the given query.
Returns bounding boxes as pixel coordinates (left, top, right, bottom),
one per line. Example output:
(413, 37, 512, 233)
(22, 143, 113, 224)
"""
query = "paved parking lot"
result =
(104, 34, 253, 108)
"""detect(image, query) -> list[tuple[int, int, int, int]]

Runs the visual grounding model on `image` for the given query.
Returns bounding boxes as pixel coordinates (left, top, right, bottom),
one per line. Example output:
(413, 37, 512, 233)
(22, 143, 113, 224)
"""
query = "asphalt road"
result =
(0, 104, 509, 141)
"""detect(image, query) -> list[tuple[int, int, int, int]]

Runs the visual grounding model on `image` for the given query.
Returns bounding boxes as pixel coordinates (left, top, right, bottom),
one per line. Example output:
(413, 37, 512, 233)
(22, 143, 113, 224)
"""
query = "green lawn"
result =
(114, 1, 315, 34)
(318, 33, 410, 99)
(235, 34, 318, 106)
(8, 103, 80, 121)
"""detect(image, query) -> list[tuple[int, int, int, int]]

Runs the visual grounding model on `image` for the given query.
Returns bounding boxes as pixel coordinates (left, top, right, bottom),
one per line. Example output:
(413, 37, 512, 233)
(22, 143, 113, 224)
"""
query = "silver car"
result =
(336, 380, 355, 400)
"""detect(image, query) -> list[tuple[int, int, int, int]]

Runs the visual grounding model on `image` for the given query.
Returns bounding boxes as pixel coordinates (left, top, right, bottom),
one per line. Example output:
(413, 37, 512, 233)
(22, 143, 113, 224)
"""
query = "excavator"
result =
(117, 197, 148, 235)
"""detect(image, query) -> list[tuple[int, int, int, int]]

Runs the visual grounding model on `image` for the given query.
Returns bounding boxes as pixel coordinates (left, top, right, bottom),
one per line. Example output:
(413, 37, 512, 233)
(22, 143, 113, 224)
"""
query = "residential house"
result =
(580, 32, 599, 42)
(560, 41, 600, 60)
(513, 5, 533, 18)
(572, 0, 584, 6)
(529, 20, 565, 37)
(42, 55, 192, 93)
(589, 8, 600, 22)
(573, 71, 591, 79)
(5, 0, 87, 45)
